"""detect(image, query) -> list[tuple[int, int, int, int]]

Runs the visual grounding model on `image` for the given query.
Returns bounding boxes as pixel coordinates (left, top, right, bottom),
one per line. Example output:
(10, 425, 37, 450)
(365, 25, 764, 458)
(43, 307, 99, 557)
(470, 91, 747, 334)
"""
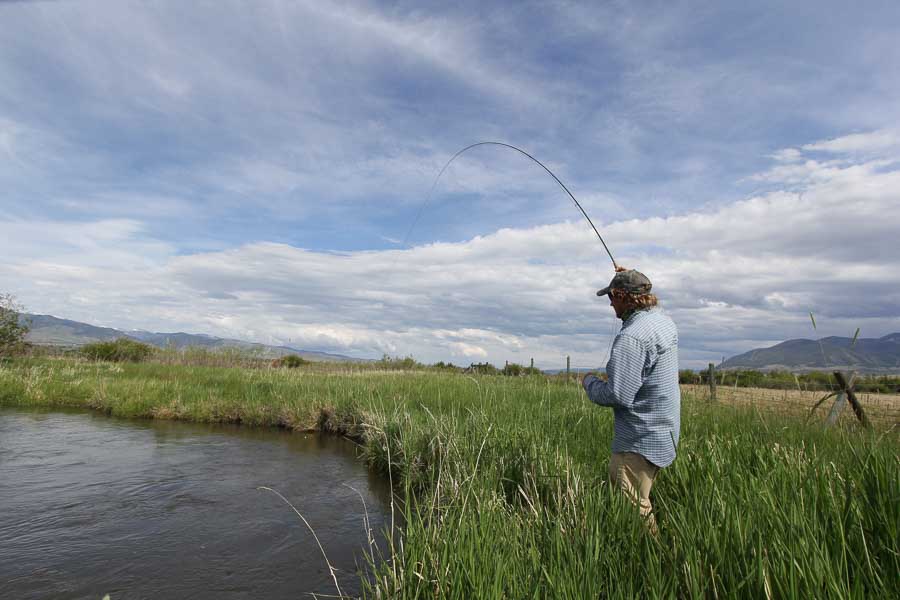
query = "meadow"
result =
(1, 357, 897, 598)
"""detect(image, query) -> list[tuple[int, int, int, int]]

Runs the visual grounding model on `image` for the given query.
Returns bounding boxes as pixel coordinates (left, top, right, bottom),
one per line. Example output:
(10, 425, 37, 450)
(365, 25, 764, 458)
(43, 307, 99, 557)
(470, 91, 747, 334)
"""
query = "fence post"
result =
(833, 371, 871, 429)
(708, 363, 717, 402)
(566, 355, 571, 379)
(825, 391, 847, 427)
(530, 357, 534, 370)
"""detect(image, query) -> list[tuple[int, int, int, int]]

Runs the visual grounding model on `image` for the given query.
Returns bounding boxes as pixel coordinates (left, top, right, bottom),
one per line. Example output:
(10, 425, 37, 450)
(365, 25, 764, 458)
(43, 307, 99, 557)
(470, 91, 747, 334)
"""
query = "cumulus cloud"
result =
(3, 131, 898, 368)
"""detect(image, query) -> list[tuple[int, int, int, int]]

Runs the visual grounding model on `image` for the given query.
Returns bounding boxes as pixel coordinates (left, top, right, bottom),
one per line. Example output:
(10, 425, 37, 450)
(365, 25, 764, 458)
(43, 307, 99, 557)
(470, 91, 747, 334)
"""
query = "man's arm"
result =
(582, 334, 645, 408)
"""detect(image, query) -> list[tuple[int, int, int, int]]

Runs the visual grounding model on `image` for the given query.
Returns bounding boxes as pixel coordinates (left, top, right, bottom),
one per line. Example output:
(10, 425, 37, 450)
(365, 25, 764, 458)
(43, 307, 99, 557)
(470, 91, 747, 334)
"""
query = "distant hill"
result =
(22, 313, 368, 363)
(23, 314, 140, 346)
(720, 333, 900, 373)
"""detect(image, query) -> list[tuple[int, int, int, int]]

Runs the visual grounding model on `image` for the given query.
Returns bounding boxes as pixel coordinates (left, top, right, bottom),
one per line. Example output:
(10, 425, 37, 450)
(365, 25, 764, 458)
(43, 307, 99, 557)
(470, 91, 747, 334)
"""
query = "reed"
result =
(1, 357, 897, 598)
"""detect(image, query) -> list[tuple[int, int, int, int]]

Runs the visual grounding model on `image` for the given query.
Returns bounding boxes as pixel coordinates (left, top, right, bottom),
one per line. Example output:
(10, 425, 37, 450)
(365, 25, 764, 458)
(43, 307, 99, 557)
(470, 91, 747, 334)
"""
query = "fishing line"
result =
(600, 317, 619, 366)
(398, 141, 619, 270)
(385, 142, 622, 369)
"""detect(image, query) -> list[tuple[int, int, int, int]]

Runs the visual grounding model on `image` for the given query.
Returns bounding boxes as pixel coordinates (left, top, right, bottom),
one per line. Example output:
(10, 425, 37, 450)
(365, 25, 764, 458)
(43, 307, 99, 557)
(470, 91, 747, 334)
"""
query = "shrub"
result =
(0, 293, 29, 357)
(432, 361, 461, 371)
(501, 362, 523, 376)
(501, 362, 542, 376)
(468, 362, 498, 375)
(273, 354, 307, 368)
(81, 338, 156, 362)
(378, 354, 423, 370)
(678, 369, 698, 384)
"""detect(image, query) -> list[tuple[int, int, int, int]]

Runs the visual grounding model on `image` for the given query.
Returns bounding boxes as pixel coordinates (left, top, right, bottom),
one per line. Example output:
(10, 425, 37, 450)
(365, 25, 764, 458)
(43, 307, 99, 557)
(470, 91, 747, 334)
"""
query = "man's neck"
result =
(620, 307, 652, 322)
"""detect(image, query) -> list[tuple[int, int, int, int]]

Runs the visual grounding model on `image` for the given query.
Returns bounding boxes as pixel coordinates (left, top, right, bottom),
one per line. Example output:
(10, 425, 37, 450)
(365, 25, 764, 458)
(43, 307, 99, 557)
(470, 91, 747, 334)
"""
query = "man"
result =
(581, 268, 680, 533)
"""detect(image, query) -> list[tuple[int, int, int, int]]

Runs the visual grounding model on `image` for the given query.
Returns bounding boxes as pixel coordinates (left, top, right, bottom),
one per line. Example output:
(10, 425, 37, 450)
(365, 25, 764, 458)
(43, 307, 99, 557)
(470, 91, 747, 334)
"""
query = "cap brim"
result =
(596, 286, 611, 297)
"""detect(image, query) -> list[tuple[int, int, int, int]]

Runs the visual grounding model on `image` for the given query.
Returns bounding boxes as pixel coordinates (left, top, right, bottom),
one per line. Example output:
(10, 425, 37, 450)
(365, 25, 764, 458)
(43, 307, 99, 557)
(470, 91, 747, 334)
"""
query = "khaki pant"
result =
(609, 452, 659, 534)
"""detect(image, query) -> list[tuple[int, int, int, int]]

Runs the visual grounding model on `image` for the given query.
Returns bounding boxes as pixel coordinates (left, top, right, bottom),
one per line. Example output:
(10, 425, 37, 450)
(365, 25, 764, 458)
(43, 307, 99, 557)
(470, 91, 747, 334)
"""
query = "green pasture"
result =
(1, 358, 897, 598)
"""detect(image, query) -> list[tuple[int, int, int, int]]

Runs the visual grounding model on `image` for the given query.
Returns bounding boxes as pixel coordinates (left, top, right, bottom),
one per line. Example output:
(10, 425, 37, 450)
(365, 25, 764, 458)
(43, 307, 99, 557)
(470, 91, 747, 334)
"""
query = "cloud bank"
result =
(3, 132, 898, 368)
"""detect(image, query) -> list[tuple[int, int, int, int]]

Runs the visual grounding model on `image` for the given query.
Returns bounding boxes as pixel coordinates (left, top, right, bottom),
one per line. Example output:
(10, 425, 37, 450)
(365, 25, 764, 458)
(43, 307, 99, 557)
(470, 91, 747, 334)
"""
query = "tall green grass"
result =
(1, 358, 897, 598)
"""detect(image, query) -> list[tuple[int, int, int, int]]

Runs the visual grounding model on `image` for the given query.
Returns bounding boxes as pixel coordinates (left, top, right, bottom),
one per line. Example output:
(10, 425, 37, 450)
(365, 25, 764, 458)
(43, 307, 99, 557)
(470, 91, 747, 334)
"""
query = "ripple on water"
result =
(0, 409, 393, 600)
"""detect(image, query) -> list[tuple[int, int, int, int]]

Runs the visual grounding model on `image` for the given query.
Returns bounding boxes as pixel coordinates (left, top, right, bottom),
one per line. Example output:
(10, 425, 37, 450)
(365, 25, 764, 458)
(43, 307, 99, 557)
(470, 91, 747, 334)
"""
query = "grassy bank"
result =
(2, 358, 898, 598)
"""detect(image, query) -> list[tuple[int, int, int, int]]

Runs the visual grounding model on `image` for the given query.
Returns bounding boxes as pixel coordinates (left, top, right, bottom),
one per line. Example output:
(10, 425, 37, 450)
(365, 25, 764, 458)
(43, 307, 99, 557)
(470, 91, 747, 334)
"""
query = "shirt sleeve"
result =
(582, 334, 646, 408)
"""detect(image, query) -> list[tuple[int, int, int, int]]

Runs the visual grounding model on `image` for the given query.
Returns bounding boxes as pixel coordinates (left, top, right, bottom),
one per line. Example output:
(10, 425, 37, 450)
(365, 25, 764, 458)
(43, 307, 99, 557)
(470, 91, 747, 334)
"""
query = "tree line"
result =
(680, 368, 900, 394)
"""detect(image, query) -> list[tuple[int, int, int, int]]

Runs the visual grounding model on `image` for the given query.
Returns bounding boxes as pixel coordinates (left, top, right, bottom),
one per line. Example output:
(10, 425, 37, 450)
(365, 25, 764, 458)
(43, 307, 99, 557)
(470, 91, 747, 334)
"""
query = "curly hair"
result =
(610, 288, 659, 311)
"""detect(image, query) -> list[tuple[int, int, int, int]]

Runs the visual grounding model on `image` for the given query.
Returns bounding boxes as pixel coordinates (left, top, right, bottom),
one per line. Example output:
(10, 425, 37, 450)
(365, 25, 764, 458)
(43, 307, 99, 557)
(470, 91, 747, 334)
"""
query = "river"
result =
(0, 408, 394, 599)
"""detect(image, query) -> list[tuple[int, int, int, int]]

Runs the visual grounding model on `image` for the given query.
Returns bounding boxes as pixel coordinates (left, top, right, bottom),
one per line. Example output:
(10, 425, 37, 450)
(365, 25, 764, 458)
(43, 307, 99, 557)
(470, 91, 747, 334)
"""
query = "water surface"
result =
(0, 409, 393, 599)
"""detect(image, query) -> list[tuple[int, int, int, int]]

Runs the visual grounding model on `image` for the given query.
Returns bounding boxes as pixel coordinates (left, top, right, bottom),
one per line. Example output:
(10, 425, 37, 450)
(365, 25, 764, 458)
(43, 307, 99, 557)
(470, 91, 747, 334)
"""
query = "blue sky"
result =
(1, 0, 899, 368)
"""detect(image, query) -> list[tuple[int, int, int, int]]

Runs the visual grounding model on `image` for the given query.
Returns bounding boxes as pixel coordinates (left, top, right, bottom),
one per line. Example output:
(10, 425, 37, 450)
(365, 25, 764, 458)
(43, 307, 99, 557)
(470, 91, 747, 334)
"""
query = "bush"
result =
(501, 362, 542, 376)
(501, 362, 524, 376)
(679, 369, 698, 384)
(81, 338, 156, 362)
(273, 354, 307, 368)
(377, 354, 423, 370)
(432, 361, 461, 371)
(468, 362, 499, 375)
(0, 293, 29, 357)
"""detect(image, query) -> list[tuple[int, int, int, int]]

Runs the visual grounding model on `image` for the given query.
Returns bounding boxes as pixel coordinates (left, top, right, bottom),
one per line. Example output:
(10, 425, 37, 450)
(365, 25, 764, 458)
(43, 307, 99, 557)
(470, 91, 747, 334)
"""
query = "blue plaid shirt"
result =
(582, 307, 681, 467)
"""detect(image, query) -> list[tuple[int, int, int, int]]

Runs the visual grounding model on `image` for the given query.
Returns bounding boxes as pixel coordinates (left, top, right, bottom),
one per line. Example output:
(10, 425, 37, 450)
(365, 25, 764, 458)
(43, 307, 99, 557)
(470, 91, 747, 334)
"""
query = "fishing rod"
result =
(401, 141, 619, 271)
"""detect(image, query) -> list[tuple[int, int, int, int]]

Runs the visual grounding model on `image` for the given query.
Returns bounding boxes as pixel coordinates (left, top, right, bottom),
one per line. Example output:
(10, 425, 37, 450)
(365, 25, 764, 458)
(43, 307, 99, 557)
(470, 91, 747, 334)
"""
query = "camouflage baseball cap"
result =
(597, 269, 652, 297)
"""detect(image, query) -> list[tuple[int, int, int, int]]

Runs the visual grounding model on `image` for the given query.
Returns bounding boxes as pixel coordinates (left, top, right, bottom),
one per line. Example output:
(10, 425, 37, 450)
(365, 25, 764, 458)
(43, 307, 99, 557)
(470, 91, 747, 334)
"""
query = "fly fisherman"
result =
(581, 268, 680, 534)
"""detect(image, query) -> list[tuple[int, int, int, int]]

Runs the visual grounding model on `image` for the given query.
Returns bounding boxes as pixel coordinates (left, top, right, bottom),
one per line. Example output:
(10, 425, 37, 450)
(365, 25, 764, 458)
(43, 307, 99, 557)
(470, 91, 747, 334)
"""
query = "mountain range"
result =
(720, 333, 900, 373)
(22, 314, 366, 363)
(20, 313, 900, 372)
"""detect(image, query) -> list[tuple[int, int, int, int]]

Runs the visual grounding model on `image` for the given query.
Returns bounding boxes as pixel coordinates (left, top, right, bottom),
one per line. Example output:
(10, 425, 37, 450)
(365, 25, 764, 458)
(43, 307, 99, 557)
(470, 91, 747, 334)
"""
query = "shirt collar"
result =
(621, 306, 656, 323)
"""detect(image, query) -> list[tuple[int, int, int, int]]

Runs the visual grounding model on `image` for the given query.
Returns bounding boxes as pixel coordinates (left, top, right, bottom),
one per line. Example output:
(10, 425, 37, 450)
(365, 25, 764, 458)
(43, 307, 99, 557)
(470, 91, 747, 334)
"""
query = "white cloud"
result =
(3, 140, 898, 368)
(294, 0, 551, 108)
(770, 148, 803, 163)
(803, 129, 900, 154)
(449, 342, 488, 359)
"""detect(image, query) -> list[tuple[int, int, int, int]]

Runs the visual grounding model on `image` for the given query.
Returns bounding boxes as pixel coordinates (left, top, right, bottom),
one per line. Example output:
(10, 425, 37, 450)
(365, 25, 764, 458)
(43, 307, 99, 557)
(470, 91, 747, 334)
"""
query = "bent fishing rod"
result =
(402, 141, 619, 271)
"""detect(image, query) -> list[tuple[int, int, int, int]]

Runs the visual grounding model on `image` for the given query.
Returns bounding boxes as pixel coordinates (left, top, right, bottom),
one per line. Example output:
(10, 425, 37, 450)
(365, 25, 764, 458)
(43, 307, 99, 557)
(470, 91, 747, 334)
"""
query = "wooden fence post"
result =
(708, 363, 717, 402)
(566, 356, 570, 379)
(825, 391, 847, 427)
(530, 357, 534, 370)
(833, 371, 871, 429)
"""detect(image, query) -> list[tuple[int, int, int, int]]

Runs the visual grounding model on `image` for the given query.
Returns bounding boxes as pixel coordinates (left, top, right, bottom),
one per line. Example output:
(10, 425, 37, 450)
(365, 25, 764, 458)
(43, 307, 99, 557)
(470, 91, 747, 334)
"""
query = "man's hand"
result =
(580, 372, 596, 385)
(581, 371, 608, 385)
